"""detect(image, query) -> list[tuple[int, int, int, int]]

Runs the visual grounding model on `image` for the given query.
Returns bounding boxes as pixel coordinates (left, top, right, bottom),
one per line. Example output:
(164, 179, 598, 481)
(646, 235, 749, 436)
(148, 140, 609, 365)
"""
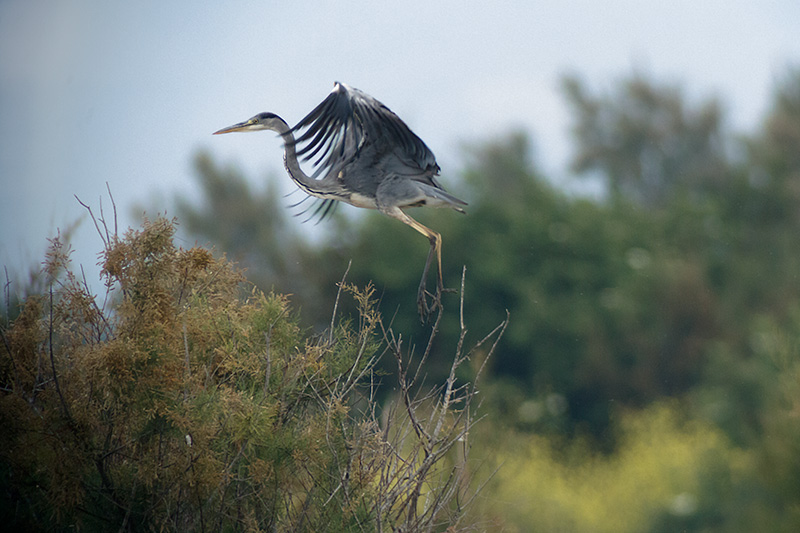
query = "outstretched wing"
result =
(290, 82, 439, 181)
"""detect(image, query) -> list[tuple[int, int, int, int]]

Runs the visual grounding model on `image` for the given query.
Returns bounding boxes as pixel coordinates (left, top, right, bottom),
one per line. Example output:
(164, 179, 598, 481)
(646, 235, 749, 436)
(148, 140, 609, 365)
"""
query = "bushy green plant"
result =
(0, 215, 501, 532)
(475, 402, 751, 533)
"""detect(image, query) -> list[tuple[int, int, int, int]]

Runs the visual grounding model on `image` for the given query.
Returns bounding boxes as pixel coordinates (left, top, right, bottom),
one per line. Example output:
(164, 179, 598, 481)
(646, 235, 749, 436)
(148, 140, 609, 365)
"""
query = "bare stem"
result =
(329, 260, 352, 344)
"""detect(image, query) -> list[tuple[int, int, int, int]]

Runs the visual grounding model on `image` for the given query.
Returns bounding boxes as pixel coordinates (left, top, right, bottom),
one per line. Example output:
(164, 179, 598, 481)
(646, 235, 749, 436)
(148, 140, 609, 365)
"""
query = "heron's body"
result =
(214, 82, 466, 318)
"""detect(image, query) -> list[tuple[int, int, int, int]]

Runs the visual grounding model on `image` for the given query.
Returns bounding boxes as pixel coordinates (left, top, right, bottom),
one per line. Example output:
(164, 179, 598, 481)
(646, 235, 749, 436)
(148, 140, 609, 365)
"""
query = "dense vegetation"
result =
(4, 68, 800, 531)
(1, 217, 503, 531)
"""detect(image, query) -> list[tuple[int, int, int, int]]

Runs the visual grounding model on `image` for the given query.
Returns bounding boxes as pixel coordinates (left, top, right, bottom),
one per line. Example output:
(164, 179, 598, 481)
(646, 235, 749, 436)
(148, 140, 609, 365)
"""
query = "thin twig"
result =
(3, 265, 10, 320)
(75, 195, 108, 247)
(410, 310, 442, 388)
(47, 284, 75, 429)
(183, 321, 191, 401)
(459, 266, 466, 332)
(329, 260, 352, 345)
(79, 265, 114, 341)
(106, 182, 118, 238)
(469, 312, 509, 385)
(264, 330, 272, 395)
(117, 476, 139, 533)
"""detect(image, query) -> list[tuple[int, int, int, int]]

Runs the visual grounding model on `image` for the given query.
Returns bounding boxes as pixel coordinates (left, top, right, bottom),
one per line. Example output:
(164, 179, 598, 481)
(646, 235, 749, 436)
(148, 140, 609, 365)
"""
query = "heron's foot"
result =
(417, 285, 444, 323)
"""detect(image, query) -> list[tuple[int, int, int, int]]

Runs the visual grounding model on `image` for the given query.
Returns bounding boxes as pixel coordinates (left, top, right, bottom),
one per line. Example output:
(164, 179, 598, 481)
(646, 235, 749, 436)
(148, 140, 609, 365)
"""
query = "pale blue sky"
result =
(1, 1, 799, 288)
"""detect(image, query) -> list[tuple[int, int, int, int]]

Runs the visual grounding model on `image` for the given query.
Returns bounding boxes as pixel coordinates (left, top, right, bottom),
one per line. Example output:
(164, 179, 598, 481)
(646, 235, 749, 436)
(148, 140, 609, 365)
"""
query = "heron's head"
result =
(213, 112, 284, 135)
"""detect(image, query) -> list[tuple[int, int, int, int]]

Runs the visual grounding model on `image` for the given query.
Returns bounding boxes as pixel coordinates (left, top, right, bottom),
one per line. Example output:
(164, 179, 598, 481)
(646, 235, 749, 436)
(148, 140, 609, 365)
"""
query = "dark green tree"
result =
(562, 72, 728, 207)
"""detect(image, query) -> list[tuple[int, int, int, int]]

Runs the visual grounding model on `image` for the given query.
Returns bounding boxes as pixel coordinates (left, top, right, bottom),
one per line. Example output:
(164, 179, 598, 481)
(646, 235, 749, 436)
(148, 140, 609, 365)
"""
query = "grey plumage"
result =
(214, 82, 466, 319)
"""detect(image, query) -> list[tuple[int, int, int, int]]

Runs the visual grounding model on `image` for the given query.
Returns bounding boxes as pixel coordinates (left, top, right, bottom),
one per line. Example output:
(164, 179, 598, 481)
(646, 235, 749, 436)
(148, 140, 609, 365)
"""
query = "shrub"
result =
(0, 215, 503, 532)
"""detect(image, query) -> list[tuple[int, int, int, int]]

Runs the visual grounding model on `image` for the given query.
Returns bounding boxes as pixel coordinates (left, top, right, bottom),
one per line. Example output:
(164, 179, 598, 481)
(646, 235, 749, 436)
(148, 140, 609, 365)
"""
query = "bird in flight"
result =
(214, 82, 466, 320)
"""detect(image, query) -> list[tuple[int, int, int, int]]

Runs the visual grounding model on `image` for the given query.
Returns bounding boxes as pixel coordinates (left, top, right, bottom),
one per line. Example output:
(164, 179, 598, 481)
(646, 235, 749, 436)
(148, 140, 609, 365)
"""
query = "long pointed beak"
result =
(213, 121, 249, 135)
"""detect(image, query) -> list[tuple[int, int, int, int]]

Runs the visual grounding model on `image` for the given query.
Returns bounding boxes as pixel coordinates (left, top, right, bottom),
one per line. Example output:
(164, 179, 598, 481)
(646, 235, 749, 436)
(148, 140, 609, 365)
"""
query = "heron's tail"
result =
(418, 183, 468, 213)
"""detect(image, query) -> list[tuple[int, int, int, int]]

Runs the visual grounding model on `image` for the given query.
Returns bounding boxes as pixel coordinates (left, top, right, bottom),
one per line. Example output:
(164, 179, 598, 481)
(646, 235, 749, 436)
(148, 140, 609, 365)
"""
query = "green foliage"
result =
(333, 131, 720, 441)
(476, 401, 753, 533)
(752, 310, 800, 531)
(0, 216, 493, 532)
(689, 308, 800, 531)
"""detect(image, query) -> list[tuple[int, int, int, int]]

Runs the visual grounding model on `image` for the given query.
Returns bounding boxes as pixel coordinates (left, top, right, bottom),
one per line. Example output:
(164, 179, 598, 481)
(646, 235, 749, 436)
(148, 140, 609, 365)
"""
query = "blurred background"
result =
(3, 1, 800, 530)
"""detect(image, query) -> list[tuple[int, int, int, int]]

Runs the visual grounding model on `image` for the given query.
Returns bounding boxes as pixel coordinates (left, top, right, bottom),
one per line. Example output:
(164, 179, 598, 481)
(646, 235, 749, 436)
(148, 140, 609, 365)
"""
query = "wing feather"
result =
(289, 82, 438, 181)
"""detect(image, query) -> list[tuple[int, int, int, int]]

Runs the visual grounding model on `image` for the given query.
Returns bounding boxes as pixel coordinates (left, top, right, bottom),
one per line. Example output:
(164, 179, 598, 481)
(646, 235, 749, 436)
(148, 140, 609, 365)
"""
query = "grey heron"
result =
(213, 82, 466, 320)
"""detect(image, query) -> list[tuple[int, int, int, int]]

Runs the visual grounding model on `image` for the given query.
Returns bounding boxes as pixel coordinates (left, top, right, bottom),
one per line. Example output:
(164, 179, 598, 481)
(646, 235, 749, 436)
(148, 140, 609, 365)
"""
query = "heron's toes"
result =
(417, 300, 427, 323)
(417, 287, 443, 323)
(416, 289, 429, 323)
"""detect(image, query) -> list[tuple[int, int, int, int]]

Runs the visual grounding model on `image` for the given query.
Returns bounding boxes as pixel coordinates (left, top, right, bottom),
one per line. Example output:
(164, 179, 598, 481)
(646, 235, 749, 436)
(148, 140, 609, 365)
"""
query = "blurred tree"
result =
(176, 152, 292, 283)
(690, 63, 800, 469)
(748, 68, 800, 200)
(174, 152, 349, 328)
(753, 309, 800, 531)
(562, 72, 728, 207)
(338, 131, 718, 438)
(727, 67, 800, 314)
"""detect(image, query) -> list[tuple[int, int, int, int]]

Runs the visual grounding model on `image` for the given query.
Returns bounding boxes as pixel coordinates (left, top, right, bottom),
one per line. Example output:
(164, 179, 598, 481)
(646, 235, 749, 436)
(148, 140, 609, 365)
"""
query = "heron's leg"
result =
(417, 232, 443, 320)
(429, 231, 444, 293)
(381, 207, 444, 320)
(418, 231, 443, 309)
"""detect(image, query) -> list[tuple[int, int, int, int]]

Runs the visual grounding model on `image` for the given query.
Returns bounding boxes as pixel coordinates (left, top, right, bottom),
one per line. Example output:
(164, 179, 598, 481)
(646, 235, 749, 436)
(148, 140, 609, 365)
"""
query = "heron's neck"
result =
(270, 117, 337, 199)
